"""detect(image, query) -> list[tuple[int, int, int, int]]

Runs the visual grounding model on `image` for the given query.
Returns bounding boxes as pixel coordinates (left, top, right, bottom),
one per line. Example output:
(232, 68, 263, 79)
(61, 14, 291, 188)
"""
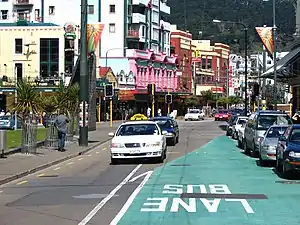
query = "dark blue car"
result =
(149, 116, 179, 146)
(276, 124, 300, 178)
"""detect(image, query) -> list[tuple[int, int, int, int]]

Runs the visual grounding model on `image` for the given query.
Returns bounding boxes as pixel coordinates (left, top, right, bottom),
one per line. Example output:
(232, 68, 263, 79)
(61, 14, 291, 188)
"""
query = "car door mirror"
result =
(278, 135, 287, 142)
(162, 130, 168, 135)
(108, 132, 114, 137)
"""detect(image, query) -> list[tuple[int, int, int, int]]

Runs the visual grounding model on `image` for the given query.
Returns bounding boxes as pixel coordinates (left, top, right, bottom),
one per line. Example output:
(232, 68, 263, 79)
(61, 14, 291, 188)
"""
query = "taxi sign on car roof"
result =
(130, 114, 148, 121)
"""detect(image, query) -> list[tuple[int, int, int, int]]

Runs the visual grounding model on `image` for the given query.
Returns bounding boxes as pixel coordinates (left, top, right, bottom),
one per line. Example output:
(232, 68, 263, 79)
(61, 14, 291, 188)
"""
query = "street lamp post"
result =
(213, 20, 248, 115)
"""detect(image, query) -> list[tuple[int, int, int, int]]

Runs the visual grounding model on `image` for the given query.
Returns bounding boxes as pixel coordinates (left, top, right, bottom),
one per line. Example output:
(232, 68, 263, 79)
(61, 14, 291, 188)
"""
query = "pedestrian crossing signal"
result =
(165, 94, 172, 104)
(105, 84, 114, 97)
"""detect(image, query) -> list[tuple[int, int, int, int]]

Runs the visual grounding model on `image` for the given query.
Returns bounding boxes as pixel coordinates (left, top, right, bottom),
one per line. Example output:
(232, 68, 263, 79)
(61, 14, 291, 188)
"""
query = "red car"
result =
(215, 110, 231, 121)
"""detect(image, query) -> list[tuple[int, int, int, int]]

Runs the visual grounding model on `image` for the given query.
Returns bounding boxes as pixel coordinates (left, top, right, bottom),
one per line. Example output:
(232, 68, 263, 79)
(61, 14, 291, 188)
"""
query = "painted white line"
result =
(78, 164, 142, 225)
(67, 162, 74, 165)
(87, 154, 92, 157)
(102, 147, 107, 151)
(37, 173, 45, 177)
(53, 167, 60, 171)
(110, 171, 153, 225)
(78, 158, 83, 161)
(0, 190, 3, 193)
(128, 171, 152, 183)
(96, 152, 100, 154)
(17, 180, 28, 185)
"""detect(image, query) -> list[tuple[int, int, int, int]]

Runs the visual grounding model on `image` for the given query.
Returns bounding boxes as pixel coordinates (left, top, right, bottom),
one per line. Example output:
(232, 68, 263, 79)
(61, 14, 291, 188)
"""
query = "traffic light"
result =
(165, 94, 172, 104)
(104, 84, 114, 97)
(285, 85, 290, 93)
(253, 83, 259, 96)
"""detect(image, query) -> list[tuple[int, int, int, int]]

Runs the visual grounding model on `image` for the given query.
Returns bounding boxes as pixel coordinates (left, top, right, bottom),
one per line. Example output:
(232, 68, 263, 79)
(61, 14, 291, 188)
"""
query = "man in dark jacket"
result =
(55, 112, 69, 151)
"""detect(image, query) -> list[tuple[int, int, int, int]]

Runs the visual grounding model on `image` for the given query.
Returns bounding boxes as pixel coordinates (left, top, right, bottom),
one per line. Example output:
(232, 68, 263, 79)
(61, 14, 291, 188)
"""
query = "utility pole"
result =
(272, 0, 277, 110)
(193, 61, 196, 96)
(79, 0, 88, 146)
(244, 27, 248, 116)
(152, 84, 155, 117)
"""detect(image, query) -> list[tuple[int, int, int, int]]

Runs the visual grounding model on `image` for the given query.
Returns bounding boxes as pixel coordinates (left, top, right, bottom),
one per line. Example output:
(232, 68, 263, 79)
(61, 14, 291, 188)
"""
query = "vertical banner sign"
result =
(255, 27, 274, 58)
(87, 23, 105, 54)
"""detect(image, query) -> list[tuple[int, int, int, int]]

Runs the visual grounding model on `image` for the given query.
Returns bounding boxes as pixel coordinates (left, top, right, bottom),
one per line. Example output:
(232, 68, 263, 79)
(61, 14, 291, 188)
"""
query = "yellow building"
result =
(0, 21, 72, 110)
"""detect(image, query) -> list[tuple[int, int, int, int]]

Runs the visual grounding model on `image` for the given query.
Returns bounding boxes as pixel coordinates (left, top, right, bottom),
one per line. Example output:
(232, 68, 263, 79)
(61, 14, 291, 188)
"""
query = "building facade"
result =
(192, 40, 230, 96)
(100, 0, 171, 57)
(0, 0, 99, 25)
(170, 24, 193, 93)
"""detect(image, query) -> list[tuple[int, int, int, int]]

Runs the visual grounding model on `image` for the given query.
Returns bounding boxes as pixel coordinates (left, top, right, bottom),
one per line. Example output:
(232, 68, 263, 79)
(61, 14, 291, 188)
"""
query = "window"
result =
(49, 6, 55, 15)
(15, 63, 23, 80)
(0, 10, 8, 20)
(109, 23, 115, 33)
(15, 38, 23, 54)
(34, 9, 40, 20)
(142, 26, 145, 37)
(39, 38, 59, 78)
(152, 11, 159, 24)
(152, 28, 159, 41)
(207, 59, 212, 69)
(201, 58, 206, 69)
(109, 5, 115, 13)
(88, 5, 94, 14)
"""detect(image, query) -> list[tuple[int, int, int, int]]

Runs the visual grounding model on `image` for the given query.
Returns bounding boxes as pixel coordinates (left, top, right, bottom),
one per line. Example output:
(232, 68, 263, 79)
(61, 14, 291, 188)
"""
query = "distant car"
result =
(259, 125, 288, 166)
(0, 115, 21, 130)
(149, 116, 179, 146)
(184, 109, 204, 121)
(215, 110, 231, 121)
(276, 124, 300, 178)
(109, 121, 167, 164)
(237, 122, 247, 148)
(231, 116, 248, 139)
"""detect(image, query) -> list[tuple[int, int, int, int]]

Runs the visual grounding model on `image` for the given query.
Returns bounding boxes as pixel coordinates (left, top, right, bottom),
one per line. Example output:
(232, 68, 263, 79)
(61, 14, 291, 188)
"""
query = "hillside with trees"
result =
(168, 0, 296, 53)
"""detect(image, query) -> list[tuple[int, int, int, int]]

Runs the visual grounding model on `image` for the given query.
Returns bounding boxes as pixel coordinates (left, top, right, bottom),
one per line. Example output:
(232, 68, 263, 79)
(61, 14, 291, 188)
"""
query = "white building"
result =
(100, 0, 171, 57)
(0, 0, 99, 26)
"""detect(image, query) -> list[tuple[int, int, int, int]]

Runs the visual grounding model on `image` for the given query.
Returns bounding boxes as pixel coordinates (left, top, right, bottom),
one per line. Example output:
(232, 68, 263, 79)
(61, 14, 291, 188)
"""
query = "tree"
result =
(13, 80, 42, 121)
(217, 97, 228, 106)
(200, 90, 215, 106)
(184, 96, 198, 107)
(227, 96, 242, 106)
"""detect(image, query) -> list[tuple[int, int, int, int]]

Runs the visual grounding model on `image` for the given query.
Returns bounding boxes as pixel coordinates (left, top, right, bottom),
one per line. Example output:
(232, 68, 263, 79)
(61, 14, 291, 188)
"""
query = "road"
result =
(0, 120, 299, 225)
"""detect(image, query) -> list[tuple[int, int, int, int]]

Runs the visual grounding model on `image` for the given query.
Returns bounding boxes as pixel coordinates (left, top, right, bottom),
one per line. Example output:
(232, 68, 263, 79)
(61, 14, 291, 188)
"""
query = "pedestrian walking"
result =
(54, 111, 69, 152)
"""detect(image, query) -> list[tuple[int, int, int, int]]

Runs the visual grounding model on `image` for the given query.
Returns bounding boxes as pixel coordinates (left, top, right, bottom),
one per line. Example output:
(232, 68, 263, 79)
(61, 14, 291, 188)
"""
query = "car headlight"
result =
(289, 151, 295, 157)
(166, 133, 174, 136)
(111, 143, 125, 148)
(145, 142, 161, 147)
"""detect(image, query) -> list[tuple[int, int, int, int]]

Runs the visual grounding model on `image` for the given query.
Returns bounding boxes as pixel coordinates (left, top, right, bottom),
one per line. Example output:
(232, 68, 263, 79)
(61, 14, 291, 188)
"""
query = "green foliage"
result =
(200, 90, 215, 105)
(217, 96, 242, 106)
(184, 96, 198, 106)
(168, 0, 295, 52)
(217, 97, 228, 106)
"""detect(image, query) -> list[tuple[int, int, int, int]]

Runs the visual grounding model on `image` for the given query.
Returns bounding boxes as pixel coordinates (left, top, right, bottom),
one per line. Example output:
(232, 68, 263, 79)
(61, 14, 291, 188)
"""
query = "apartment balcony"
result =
(132, 13, 146, 24)
(160, 2, 170, 14)
(13, 0, 34, 6)
(126, 29, 140, 39)
(132, 0, 148, 6)
(160, 20, 171, 31)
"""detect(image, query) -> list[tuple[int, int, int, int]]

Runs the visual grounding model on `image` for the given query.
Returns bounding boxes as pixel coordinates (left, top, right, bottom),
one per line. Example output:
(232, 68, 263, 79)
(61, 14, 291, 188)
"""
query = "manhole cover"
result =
(171, 164, 191, 167)
(39, 175, 59, 178)
(275, 180, 300, 184)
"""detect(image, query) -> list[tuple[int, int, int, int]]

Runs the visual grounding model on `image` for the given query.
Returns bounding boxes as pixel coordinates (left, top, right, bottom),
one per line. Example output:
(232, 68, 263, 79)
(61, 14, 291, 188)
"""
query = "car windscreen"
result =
(266, 126, 287, 138)
(238, 119, 247, 124)
(257, 114, 292, 130)
(189, 110, 200, 114)
(219, 110, 228, 114)
(116, 124, 160, 136)
(290, 128, 300, 142)
(0, 116, 11, 120)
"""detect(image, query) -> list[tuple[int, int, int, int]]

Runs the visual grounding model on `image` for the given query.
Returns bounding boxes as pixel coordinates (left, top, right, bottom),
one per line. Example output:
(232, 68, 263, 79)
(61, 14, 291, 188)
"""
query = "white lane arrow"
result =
(128, 171, 153, 183)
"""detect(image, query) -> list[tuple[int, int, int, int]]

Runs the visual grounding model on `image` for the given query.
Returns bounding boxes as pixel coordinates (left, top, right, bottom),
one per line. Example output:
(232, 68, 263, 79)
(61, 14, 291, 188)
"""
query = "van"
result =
(243, 110, 292, 157)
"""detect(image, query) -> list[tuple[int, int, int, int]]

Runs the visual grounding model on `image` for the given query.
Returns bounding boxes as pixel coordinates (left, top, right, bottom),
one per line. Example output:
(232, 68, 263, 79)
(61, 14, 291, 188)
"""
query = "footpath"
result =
(0, 122, 121, 186)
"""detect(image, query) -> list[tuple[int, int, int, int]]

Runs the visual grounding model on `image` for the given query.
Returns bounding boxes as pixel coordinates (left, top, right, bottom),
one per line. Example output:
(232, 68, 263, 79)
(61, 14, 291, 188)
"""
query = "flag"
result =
(255, 27, 274, 58)
(87, 23, 104, 54)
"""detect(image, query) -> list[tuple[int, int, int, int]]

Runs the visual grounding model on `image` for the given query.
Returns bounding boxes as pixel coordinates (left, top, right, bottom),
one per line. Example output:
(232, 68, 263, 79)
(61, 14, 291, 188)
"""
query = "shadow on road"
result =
(218, 124, 227, 131)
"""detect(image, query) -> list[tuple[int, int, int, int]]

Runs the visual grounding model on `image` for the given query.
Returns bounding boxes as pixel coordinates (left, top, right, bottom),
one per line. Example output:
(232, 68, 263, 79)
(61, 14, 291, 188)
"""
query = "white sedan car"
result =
(109, 121, 167, 164)
(237, 123, 247, 148)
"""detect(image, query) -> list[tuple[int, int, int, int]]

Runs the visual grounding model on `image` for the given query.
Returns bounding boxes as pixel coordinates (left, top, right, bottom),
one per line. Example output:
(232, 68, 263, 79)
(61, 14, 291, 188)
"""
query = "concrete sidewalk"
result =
(0, 122, 121, 186)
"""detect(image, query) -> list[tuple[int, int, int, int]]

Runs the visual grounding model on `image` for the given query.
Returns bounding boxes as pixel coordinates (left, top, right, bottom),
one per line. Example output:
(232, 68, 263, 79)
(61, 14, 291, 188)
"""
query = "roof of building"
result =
(0, 22, 59, 27)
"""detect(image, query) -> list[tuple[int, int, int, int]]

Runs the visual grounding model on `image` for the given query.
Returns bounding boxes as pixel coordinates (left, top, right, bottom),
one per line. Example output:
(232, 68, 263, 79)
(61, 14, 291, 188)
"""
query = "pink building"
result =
(127, 49, 179, 92)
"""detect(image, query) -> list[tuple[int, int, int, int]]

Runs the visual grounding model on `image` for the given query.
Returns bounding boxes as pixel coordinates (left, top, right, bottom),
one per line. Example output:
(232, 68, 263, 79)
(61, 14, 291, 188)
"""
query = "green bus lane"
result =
(114, 136, 300, 225)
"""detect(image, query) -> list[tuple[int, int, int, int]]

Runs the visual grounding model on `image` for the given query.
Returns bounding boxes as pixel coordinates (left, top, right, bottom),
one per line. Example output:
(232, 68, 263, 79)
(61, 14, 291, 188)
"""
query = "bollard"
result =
(21, 118, 38, 154)
(0, 130, 7, 158)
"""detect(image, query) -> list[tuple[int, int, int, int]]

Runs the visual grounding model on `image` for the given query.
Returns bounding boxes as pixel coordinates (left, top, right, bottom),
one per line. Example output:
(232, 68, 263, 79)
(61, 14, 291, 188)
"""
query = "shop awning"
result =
(261, 47, 300, 79)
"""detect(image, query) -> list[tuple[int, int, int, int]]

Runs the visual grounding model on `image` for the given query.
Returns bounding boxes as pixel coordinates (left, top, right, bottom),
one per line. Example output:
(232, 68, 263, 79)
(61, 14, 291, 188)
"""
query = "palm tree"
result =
(200, 90, 215, 107)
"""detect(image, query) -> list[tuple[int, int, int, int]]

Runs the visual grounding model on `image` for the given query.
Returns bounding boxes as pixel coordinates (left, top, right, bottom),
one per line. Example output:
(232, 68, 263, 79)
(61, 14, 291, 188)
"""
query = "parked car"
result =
(149, 116, 179, 146)
(109, 121, 167, 164)
(0, 115, 21, 130)
(258, 125, 288, 166)
(226, 115, 238, 136)
(237, 122, 247, 148)
(184, 108, 204, 121)
(244, 110, 292, 157)
(232, 116, 248, 139)
(276, 124, 300, 178)
(215, 110, 231, 121)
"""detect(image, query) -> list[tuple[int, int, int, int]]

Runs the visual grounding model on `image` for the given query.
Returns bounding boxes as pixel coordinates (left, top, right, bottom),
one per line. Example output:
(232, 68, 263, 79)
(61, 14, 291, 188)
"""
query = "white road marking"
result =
(53, 167, 60, 171)
(96, 152, 100, 154)
(67, 162, 74, 165)
(16, 180, 28, 185)
(128, 171, 152, 183)
(37, 173, 45, 177)
(102, 147, 107, 151)
(0, 190, 3, 193)
(78, 158, 83, 161)
(78, 164, 142, 225)
(110, 171, 153, 225)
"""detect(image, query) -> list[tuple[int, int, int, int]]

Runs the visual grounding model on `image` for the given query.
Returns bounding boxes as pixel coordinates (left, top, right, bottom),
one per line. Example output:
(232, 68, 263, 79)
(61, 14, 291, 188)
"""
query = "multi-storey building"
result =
(0, 0, 99, 25)
(192, 40, 230, 96)
(100, 0, 171, 57)
(170, 24, 193, 93)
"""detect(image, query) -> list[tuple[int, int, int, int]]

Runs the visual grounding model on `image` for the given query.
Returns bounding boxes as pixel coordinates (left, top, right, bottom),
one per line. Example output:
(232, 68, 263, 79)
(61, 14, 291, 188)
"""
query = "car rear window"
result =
(257, 114, 292, 130)
(266, 126, 287, 138)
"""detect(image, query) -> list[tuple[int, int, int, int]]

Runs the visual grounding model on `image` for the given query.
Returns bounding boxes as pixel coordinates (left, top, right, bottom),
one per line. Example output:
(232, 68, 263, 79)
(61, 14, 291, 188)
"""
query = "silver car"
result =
(258, 125, 288, 166)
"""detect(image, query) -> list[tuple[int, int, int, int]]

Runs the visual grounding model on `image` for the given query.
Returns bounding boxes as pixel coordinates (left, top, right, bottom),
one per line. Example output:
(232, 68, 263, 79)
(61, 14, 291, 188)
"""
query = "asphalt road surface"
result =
(2, 120, 299, 225)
